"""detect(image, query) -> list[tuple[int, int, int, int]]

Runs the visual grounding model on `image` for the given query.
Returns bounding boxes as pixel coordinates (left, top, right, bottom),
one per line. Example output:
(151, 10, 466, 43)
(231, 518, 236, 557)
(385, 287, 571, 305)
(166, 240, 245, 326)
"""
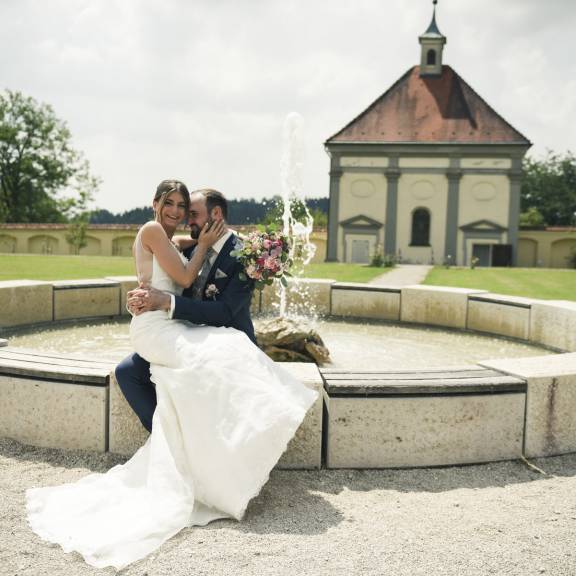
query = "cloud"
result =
(2, 0, 575, 211)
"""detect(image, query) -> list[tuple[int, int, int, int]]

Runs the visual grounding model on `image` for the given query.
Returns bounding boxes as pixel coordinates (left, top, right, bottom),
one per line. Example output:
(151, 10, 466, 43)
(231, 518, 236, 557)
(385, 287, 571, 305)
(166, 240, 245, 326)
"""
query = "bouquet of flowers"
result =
(231, 229, 293, 290)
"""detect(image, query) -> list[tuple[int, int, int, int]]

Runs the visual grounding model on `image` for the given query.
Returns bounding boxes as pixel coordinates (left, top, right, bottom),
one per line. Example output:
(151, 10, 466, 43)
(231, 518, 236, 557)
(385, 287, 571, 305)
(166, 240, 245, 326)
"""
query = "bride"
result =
(26, 180, 318, 570)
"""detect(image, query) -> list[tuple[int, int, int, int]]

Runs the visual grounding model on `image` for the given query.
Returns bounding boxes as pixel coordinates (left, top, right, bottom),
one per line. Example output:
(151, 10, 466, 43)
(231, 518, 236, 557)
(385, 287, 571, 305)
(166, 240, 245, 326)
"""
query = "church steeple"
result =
(419, 0, 446, 77)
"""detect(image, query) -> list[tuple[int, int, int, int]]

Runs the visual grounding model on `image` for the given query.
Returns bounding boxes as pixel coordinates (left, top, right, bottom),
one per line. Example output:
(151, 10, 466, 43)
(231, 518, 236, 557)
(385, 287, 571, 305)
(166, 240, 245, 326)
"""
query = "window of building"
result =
(411, 208, 431, 246)
(427, 49, 436, 66)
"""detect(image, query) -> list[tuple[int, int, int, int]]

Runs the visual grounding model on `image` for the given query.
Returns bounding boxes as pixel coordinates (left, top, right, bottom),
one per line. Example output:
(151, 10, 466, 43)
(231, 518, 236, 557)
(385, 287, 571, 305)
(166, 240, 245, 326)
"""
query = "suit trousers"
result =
(115, 353, 155, 432)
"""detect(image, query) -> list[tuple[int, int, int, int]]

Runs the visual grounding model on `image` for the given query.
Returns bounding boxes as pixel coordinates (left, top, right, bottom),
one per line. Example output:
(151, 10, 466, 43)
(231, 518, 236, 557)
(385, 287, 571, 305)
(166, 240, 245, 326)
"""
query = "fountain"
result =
(255, 112, 330, 364)
(1, 274, 576, 469)
(4, 316, 556, 369)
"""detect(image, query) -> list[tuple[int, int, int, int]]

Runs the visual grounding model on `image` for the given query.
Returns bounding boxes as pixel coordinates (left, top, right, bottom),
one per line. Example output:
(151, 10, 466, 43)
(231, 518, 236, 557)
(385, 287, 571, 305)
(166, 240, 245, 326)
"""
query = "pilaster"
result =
(326, 154, 342, 262)
(445, 160, 462, 263)
(508, 158, 523, 266)
(384, 162, 401, 256)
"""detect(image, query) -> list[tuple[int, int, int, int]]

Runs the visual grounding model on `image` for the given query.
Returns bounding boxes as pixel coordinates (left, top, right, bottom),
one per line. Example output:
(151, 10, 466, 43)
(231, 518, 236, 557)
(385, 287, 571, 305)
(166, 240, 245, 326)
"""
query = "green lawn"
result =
(424, 267, 576, 301)
(0, 254, 135, 281)
(0, 254, 386, 284)
(299, 262, 388, 283)
(3, 254, 574, 302)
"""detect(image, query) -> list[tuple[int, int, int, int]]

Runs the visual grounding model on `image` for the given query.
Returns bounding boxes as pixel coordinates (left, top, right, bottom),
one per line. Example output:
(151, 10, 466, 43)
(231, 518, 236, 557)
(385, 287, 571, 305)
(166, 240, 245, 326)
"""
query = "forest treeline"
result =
(89, 197, 329, 226)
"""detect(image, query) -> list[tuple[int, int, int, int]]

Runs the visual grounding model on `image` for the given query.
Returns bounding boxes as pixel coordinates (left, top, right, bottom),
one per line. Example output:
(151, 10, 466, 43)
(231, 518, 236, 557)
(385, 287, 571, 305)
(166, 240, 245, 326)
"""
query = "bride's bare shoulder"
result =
(140, 221, 167, 239)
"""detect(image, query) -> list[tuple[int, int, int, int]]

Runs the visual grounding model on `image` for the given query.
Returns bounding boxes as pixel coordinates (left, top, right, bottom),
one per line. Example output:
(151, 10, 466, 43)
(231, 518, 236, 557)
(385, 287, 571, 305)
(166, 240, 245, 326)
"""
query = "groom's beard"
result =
(189, 217, 214, 240)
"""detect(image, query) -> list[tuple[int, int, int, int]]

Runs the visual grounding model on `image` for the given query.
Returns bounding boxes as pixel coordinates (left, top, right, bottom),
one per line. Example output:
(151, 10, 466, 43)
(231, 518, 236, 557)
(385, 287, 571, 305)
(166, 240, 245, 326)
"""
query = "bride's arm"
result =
(139, 221, 224, 288)
(172, 236, 197, 251)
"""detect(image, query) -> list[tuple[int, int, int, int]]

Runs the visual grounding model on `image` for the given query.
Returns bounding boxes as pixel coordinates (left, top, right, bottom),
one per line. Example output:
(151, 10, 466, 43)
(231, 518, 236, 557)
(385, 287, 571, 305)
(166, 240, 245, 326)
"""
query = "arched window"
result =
(411, 208, 431, 246)
(426, 49, 436, 66)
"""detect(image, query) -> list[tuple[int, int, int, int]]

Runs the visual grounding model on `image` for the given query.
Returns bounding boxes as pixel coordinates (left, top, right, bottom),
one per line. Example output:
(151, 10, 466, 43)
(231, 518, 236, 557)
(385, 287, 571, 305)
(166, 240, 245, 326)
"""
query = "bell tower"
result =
(419, 0, 446, 77)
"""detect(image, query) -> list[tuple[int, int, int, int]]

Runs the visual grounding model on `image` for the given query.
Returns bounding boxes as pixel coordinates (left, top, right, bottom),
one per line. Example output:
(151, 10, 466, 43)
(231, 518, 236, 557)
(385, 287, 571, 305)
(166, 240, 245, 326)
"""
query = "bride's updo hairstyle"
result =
(153, 179, 190, 222)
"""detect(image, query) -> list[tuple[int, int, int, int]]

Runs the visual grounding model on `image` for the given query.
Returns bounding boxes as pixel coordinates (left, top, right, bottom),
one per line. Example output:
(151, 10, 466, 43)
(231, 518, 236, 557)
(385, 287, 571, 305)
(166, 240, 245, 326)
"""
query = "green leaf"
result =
(0, 89, 99, 223)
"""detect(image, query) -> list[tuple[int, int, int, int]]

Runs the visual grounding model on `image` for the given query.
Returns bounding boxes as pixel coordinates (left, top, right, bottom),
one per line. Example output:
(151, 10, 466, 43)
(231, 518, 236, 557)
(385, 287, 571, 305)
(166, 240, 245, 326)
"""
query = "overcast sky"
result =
(2, 0, 575, 212)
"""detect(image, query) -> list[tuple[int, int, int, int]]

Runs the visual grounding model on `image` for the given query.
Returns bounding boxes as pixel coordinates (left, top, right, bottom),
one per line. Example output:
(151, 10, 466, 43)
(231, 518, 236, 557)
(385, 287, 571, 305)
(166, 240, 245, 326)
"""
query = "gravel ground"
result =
(2, 437, 576, 576)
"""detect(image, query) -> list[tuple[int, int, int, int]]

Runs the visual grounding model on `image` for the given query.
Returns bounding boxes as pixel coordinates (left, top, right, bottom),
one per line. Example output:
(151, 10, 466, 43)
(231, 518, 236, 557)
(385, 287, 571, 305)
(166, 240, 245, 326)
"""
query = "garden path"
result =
(369, 264, 433, 286)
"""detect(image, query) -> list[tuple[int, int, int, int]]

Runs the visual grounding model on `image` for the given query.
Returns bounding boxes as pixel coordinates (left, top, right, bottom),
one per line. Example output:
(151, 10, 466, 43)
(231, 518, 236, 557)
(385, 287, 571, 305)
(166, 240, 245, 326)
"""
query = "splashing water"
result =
(277, 112, 317, 317)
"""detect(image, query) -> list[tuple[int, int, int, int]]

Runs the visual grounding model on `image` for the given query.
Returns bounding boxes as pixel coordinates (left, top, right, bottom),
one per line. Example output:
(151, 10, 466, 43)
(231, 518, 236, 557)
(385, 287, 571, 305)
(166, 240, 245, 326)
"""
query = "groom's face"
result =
(188, 194, 211, 240)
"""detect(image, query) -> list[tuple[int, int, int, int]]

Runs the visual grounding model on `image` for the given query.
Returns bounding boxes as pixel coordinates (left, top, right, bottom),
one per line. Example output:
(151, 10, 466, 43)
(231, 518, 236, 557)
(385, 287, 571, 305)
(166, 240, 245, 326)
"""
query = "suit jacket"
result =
(173, 233, 256, 344)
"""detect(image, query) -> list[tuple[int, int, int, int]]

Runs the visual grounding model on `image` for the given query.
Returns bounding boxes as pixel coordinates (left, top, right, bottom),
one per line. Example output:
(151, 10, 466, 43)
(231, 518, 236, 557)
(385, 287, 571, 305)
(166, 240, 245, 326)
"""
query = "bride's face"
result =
(154, 191, 187, 230)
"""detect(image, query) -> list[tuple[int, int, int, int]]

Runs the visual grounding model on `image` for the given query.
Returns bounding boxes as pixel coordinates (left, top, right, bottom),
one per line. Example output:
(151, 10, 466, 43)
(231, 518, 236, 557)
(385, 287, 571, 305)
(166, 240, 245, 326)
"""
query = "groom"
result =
(115, 188, 256, 432)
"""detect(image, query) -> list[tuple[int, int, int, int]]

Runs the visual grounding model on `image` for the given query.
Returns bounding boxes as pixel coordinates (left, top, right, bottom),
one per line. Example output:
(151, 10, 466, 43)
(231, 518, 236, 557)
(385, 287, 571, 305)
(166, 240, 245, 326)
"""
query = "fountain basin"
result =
(1, 277, 576, 468)
(4, 316, 555, 370)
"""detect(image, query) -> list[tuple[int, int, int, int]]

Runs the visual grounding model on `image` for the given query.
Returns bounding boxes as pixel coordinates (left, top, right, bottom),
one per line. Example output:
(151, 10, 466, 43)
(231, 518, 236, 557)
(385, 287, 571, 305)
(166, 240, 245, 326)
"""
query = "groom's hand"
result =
(127, 287, 171, 315)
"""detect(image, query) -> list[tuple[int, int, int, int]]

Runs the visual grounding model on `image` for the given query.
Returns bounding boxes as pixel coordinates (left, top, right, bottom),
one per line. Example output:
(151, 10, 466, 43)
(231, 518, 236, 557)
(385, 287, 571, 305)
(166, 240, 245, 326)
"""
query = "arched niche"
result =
(551, 238, 576, 268)
(28, 235, 59, 255)
(0, 235, 17, 253)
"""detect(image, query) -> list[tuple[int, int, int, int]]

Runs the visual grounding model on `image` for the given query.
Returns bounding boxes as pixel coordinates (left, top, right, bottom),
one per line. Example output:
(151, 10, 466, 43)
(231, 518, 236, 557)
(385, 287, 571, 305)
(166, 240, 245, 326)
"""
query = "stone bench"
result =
(321, 366, 527, 468)
(52, 279, 121, 320)
(331, 283, 400, 321)
(481, 352, 576, 458)
(0, 347, 113, 452)
(110, 361, 324, 469)
(0, 348, 323, 469)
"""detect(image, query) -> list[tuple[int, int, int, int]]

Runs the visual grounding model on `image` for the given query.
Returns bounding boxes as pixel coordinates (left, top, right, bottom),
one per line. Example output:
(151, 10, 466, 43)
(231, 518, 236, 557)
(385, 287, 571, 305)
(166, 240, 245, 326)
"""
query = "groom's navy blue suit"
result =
(115, 233, 256, 432)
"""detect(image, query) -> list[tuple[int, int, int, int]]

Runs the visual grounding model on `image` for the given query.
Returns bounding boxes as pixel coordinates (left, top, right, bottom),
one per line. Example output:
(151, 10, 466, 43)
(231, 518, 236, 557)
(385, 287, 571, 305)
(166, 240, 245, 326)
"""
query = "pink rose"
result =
(264, 257, 275, 270)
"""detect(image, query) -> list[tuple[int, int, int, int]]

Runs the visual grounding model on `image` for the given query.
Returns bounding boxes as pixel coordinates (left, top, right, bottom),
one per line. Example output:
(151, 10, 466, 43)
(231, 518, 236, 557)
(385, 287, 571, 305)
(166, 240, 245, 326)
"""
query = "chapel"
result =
(324, 1, 531, 266)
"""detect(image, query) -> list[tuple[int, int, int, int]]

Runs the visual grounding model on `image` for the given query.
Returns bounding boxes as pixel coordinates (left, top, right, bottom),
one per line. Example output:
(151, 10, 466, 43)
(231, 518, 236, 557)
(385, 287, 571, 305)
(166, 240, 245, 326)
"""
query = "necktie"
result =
(192, 247, 216, 300)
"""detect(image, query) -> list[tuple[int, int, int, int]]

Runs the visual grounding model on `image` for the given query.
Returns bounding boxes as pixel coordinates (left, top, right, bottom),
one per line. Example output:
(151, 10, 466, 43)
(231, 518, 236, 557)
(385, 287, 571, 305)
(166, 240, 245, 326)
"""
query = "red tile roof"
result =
(326, 66, 530, 145)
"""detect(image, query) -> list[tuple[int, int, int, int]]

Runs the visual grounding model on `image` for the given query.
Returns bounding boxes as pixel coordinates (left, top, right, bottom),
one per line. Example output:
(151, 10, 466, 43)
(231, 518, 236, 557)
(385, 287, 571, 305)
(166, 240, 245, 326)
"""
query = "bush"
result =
(370, 248, 395, 268)
(369, 248, 384, 267)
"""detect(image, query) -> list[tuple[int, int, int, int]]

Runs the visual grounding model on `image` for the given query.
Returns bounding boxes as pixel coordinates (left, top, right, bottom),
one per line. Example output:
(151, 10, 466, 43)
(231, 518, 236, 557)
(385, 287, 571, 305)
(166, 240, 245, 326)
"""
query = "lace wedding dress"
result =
(26, 233, 318, 569)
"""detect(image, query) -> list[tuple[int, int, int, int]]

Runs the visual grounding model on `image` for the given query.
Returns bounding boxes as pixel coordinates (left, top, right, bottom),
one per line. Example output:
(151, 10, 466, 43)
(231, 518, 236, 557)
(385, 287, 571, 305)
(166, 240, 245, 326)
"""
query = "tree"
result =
(519, 206, 545, 227)
(0, 90, 99, 223)
(521, 151, 576, 226)
(65, 220, 88, 255)
(87, 198, 329, 226)
(309, 207, 327, 228)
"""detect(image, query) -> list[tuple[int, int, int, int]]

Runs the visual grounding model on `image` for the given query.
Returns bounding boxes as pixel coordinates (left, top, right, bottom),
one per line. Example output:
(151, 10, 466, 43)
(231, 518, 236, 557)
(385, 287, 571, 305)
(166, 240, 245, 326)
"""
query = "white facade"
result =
(326, 150, 525, 267)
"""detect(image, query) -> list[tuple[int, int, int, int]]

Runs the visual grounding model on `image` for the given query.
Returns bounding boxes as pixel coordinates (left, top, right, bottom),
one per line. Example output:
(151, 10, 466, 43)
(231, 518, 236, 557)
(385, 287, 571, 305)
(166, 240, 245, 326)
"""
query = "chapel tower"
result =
(418, 0, 446, 76)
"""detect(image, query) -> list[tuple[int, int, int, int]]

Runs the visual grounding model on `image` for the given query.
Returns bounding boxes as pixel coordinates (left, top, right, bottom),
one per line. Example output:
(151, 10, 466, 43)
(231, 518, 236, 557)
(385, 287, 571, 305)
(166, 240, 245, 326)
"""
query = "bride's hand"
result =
(197, 220, 225, 248)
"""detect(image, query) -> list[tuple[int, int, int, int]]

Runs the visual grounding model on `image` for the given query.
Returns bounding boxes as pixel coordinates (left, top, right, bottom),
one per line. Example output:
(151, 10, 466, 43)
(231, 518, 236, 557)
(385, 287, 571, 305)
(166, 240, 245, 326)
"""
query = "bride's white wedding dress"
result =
(26, 237, 318, 570)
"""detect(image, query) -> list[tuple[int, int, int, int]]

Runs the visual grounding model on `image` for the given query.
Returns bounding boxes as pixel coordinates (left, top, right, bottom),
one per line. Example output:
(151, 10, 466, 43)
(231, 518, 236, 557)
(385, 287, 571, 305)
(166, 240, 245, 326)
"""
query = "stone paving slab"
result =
(369, 264, 433, 286)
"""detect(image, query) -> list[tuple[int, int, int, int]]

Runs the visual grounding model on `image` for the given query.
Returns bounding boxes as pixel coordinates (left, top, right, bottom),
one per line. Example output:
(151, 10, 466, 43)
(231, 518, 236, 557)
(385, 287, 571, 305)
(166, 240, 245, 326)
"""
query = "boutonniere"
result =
(205, 284, 220, 300)
(232, 237, 244, 254)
